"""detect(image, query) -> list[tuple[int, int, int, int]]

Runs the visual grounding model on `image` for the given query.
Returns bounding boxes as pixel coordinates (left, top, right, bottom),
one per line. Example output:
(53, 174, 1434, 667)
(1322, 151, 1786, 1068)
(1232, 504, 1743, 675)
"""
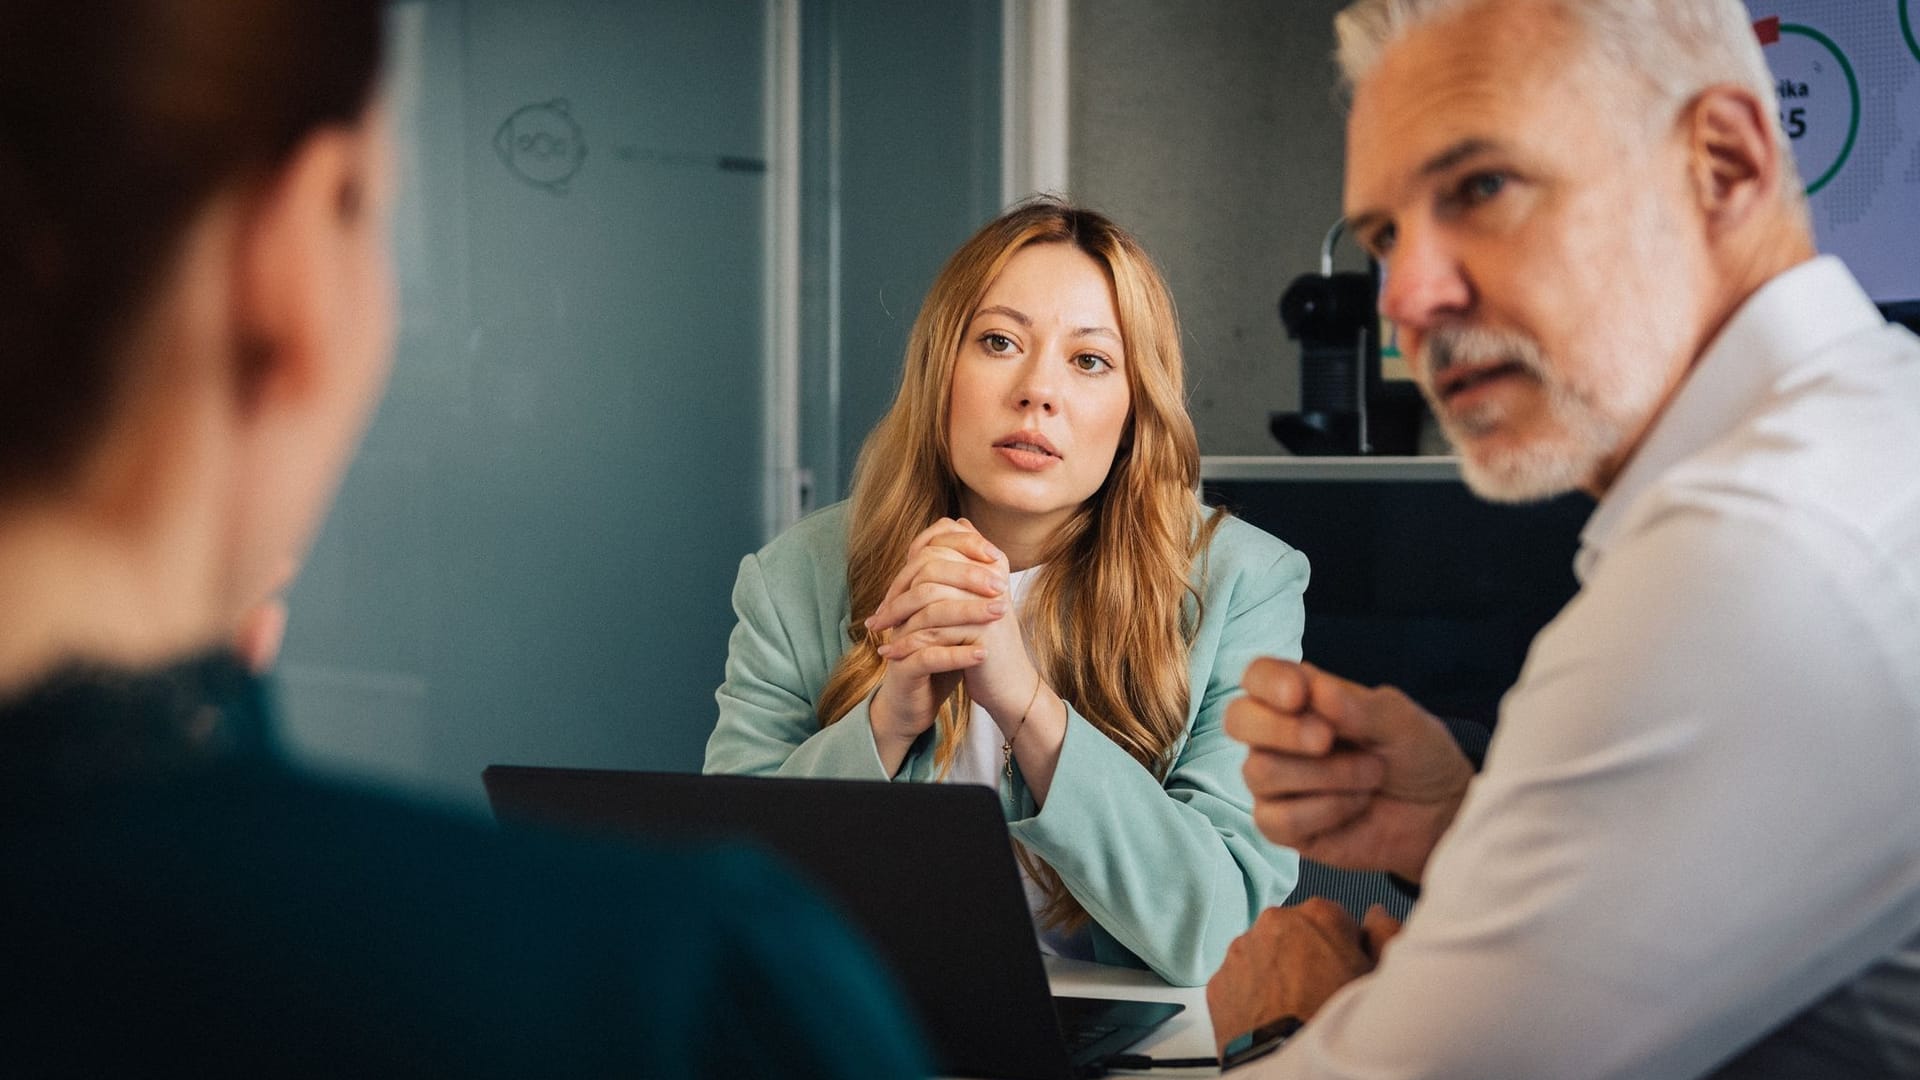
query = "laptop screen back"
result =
(482, 766, 1076, 1079)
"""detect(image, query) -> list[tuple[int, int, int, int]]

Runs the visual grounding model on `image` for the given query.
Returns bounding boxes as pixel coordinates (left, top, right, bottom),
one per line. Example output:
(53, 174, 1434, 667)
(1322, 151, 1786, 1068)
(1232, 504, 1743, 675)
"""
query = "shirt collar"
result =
(1574, 256, 1882, 581)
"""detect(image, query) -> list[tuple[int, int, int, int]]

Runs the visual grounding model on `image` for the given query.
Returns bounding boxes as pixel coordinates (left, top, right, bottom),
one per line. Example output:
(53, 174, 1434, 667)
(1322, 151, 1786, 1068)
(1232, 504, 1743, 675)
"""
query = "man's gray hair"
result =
(1335, 0, 1807, 200)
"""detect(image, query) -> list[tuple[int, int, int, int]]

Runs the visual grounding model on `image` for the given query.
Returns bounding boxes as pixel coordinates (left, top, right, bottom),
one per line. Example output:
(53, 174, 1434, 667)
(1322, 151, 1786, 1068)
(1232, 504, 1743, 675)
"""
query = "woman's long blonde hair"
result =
(817, 198, 1223, 929)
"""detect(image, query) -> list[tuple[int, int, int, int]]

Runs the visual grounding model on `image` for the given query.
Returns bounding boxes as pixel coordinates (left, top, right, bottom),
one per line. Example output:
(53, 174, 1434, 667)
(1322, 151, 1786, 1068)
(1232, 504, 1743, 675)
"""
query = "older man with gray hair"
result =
(1208, 0, 1920, 1076)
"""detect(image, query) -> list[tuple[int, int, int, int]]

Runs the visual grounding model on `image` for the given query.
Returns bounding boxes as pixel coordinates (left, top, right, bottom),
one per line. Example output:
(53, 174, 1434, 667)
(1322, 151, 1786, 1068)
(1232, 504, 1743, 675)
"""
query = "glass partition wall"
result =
(280, 0, 1002, 804)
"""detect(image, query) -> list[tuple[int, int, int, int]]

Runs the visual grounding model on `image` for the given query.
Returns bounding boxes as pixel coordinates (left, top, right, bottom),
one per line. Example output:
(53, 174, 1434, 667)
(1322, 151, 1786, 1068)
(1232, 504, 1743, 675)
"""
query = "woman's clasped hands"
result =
(863, 518, 1042, 767)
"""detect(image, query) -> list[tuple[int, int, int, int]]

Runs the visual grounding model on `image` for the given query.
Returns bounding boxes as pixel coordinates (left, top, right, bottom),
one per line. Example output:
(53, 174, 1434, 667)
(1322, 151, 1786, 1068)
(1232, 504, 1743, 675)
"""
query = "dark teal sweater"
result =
(0, 654, 927, 1077)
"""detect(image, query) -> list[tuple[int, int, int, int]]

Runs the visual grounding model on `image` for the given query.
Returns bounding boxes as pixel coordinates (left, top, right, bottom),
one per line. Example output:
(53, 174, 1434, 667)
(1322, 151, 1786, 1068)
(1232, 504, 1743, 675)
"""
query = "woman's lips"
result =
(992, 431, 1061, 470)
(993, 443, 1060, 470)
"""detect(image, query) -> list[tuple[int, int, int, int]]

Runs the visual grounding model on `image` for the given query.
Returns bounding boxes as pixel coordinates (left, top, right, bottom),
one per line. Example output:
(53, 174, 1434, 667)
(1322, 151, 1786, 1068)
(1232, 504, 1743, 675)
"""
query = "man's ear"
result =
(230, 126, 368, 417)
(1684, 85, 1784, 234)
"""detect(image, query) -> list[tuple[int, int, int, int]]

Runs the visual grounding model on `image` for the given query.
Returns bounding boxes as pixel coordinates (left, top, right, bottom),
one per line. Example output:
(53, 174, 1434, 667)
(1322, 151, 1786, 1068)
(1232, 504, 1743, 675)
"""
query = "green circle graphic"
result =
(1778, 24, 1860, 195)
(1904, 0, 1920, 66)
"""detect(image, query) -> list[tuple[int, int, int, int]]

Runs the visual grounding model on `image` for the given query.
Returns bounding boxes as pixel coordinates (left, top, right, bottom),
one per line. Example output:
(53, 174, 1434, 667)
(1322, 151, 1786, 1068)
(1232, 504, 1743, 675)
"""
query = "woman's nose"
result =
(1014, 359, 1059, 414)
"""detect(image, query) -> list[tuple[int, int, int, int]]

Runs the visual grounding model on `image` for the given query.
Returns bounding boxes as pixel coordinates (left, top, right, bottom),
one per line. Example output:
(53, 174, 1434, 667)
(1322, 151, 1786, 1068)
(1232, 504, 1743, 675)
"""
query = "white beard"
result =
(1419, 324, 1673, 505)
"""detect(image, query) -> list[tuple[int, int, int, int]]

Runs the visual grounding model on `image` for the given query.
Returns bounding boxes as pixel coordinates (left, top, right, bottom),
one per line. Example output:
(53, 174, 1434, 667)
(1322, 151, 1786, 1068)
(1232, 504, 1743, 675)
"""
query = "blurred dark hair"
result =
(0, 0, 385, 499)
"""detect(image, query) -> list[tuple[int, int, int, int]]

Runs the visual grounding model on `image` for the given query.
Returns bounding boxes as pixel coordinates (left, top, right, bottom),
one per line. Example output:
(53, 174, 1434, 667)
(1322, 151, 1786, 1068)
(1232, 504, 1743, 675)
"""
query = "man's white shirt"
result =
(1264, 258, 1920, 1078)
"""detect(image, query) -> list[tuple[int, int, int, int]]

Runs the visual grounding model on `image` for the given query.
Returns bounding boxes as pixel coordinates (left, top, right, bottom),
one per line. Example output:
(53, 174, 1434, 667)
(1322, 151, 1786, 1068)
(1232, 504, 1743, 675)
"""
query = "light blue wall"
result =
(281, 0, 769, 805)
(279, 0, 1002, 807)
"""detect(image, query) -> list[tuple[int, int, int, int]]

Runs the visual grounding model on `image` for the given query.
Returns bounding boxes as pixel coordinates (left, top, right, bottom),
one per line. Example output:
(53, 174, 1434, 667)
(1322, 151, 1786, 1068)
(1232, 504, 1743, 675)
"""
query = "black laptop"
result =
(482, 766, 1183, 1079)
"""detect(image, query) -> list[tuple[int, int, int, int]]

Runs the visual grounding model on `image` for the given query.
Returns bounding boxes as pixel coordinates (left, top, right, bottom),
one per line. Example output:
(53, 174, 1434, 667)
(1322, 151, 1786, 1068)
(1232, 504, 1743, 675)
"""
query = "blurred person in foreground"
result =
(0, 3, 925, 1075)
(1207, 0, 1920, 1076)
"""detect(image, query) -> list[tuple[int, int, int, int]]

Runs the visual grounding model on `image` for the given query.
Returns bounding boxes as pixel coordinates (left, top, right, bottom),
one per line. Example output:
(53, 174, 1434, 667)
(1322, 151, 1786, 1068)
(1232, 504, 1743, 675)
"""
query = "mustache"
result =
(1420, 325, 1549, 380)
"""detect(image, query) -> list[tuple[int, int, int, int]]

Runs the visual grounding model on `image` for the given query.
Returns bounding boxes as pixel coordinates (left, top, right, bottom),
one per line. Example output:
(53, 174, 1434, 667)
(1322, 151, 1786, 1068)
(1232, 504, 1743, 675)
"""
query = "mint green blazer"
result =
(704, 501, 1307, 986)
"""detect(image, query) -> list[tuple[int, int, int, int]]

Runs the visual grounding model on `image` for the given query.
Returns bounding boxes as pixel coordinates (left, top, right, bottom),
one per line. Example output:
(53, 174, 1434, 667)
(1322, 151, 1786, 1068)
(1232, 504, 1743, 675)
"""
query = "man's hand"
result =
(1227, 659, 1473, 882)
(1206, 898, 1399, 1054)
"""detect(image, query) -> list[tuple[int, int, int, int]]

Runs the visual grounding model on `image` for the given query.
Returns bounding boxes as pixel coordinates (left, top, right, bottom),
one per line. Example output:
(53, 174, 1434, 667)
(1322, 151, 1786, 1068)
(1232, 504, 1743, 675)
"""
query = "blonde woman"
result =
(706, 199, 1307, 986)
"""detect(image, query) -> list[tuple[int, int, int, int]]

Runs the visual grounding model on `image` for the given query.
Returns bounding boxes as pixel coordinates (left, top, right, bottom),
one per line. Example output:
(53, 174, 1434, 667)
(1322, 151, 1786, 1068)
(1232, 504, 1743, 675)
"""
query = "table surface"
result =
(938, 958, 1295, 1078)
(1047, 956, 1214, 1062)
(1026, 958, 1287, 1078)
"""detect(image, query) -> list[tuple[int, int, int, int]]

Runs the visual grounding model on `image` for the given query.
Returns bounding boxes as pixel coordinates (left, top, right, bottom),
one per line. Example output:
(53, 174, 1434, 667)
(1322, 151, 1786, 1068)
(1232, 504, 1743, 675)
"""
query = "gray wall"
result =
(1070, 0, 1361, 455)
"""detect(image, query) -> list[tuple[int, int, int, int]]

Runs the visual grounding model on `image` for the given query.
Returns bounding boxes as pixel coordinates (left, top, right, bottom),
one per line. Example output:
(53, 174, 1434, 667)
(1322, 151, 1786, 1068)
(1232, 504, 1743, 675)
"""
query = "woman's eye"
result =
(981, 333, 1015, 354)
(1072, 353, 1112, 373)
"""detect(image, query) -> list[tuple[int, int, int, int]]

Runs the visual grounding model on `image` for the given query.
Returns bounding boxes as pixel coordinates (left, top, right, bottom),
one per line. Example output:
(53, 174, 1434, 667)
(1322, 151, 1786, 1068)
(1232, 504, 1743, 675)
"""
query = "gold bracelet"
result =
(1003, 678, 1044, 782)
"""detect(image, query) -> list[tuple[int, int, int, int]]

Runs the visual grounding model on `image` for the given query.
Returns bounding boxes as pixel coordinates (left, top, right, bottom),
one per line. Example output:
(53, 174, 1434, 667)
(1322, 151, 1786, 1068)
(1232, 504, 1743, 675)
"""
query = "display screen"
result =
(1747, 2, 1920, 313)
(1378, 2, 1920, 365)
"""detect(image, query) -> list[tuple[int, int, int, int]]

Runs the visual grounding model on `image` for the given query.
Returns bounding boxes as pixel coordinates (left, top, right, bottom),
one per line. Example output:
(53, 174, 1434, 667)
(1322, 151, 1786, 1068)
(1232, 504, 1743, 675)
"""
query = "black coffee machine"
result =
(1270, 219, 1425, 456)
